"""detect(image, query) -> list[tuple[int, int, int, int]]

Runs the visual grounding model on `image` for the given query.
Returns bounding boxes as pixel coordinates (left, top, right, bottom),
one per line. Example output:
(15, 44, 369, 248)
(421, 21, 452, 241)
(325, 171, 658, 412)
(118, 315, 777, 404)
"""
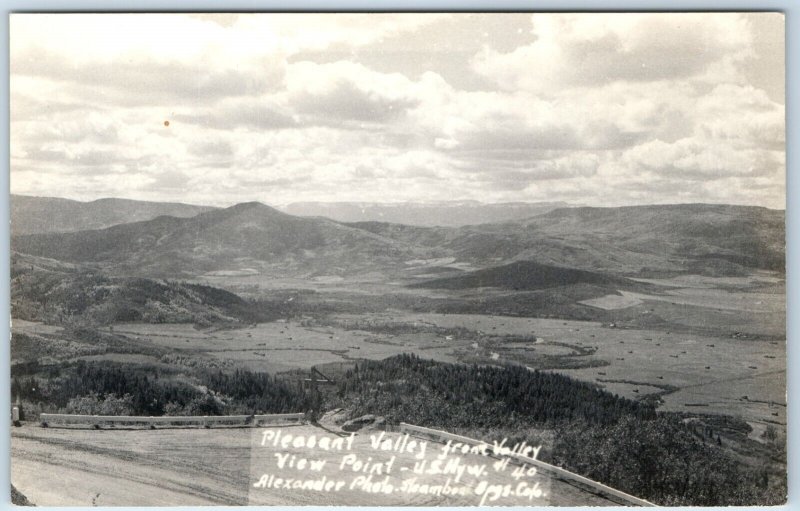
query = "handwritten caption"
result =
(251, 429, 547, 505)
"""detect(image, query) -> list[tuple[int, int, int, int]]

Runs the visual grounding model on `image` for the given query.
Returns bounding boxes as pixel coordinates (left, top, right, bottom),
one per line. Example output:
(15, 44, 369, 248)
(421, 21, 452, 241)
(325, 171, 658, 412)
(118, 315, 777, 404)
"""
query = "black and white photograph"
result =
(8, 12, 786, 506)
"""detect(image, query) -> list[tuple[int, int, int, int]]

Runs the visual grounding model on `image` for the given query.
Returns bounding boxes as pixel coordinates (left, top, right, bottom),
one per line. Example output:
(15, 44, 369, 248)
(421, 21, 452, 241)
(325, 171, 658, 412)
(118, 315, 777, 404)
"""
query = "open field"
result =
(75, 274, 785, 433)
(98, 320, 463, 374)
(324, 311, 785, 430)
(198, 270, 785, 338)
(10, 318, 64, 336)
(618, 296, 785, 338)
(11, 423, 621, 506)
(630, 273, 784, 290)
(15, 266, 784, 436)
(578, 293, 644, 310)
(619, 288, 784, 315)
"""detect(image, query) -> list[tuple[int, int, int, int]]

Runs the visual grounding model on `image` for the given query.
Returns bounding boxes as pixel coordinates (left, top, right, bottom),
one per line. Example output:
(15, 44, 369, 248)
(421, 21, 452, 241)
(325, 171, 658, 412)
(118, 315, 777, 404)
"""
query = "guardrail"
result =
(39, 412, 304, 428)
(253, 413, 305, 424)
(400, 423, 655, 507)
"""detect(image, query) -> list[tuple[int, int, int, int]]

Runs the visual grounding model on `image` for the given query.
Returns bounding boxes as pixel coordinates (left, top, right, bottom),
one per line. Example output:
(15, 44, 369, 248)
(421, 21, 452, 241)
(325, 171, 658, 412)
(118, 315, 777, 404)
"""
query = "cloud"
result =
(421, 88, 646, 180)
(18, 143, 160, 176)
(694, 84, 785, 150)
(14, 111, 120, 145)
(286, 61, 425, 126)
(242, 13, 450, 52)
(10, 91, 94, 122)
(292, 80, 418, 124)
(471, 13, 754, 92)
(187, 138, 234, 158)
(8, 13, 785, 209)
(173, 100, 297, 131)
(140, 170, 191, 191)
(620, 138, 784, 181)
(13, 47, 284, 106)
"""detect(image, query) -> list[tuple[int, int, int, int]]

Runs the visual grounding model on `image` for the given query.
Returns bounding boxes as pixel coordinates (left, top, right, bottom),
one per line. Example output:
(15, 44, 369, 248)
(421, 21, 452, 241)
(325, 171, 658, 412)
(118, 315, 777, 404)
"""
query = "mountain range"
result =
(10, 196, 785, 280)
(349, 204, 785, 277)
(11, 195, 215, 235)
(279, 200, 569, 227)
(11, 202, 422, 278)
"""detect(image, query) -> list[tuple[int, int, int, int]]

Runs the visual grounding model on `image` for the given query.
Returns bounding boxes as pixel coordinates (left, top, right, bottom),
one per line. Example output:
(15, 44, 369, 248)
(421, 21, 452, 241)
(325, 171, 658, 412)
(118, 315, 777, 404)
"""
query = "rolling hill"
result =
(11, 202, 421, 278)
(10, 252, 276, 326)
(409, 260, 637, 290)
(11, 200, 785, 279)
(350, 204, 785, 277)
(515, 204, 785, 275)
(11, 195, 215, 235)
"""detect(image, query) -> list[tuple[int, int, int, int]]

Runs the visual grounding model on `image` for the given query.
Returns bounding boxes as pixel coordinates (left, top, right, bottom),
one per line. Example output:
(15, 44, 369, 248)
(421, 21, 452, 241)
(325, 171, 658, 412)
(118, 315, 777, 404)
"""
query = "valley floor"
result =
(76, 310, 785, 433)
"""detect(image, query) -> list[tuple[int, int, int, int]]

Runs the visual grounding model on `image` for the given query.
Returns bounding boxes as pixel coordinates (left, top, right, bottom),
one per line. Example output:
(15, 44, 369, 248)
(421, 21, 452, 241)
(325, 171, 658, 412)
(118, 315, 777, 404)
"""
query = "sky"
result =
(9, 13, 786, 208)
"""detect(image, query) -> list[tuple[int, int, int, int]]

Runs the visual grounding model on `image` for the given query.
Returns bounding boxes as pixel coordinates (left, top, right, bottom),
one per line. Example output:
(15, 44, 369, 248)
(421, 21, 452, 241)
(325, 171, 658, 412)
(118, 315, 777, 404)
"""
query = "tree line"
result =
(12, 360, 308, 417)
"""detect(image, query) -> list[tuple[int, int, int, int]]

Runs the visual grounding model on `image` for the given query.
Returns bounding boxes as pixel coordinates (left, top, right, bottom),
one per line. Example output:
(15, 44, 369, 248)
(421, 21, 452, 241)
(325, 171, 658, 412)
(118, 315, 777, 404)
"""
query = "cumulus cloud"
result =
(15, 111, 120, 144)
(9, 13, 785, 208)
(174, 100, 297, 131)
(13, 47, 284, 106)
(187, 138, 234, 158)
(285, 61, 426, 126)
(694, 84, 785, 149)
(621, 138, 784, 180)
(471, 13, 754, 92)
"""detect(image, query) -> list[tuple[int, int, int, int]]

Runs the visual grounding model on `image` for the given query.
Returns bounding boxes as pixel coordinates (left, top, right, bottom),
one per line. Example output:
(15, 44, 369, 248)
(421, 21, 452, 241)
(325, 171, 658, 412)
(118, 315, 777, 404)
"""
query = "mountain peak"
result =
(221, 201, 287, 217)
(226, 201, 277, 211)
(232, 201, 266, 208)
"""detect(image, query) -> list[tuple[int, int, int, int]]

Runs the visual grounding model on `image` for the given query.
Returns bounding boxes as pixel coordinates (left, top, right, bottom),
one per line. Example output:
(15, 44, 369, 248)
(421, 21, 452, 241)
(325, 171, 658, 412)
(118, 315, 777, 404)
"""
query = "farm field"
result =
(11, 423, 621, 506)
(618, 288, 784, 315)
(197, 273, 456, 298)
(625, 297, 785, 338)
(327, 311, 785, 431)
(10, 318, 64, 336)
(630, 273, 784, 289)
(89, 277, 785, 432)
(580, 284, 784, 337)
(578, 293, 644, 310)
(19, 267, 785, 438)
(99, 320, 463, 374)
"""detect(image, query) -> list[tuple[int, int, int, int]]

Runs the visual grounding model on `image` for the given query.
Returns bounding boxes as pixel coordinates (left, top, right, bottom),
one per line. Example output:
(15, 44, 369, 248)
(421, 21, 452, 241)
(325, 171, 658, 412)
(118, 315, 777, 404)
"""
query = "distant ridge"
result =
(10, 200, 785, 278)
(11, 201, 420, 277)
(345, 203, 785, 277)
(11, 194, 216, 235)
(280, 200, 569, 227)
